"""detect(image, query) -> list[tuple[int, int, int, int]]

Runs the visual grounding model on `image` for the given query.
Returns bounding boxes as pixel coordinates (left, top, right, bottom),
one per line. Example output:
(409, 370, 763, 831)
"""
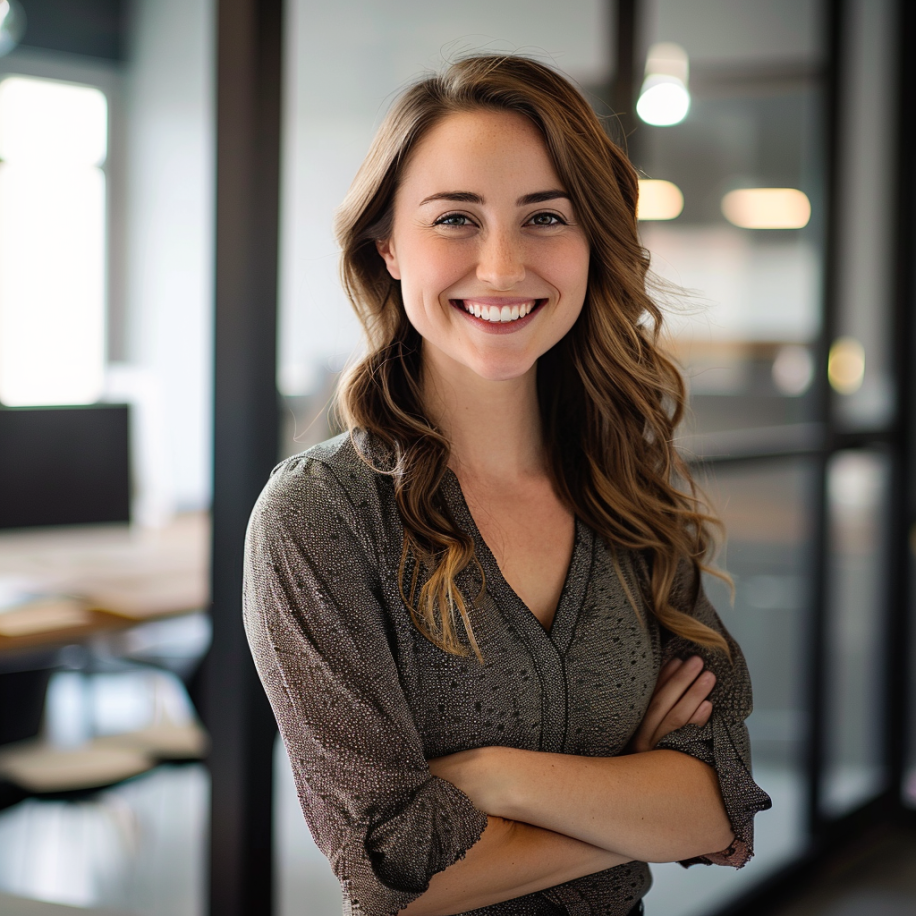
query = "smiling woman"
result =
(375, 110, 589, 382)
(244, 55, 770, 916)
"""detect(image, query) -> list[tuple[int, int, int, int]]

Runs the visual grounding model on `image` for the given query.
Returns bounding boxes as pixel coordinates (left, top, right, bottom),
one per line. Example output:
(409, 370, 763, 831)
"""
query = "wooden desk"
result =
(0, 514, 209, 655)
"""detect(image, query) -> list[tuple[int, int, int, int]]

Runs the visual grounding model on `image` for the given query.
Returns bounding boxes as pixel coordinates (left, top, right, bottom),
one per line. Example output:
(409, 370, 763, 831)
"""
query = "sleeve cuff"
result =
(334, 775, 488, 914)
(656, 712, 772, 869)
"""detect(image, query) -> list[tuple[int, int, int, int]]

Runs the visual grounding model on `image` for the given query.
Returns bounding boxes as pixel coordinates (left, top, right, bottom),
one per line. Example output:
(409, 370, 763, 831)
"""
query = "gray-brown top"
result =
(243, 431, 772, 916)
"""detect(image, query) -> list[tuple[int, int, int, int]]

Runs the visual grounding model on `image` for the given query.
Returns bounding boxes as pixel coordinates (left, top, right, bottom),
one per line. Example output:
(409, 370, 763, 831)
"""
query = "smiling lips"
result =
(454, 297, 545, 324)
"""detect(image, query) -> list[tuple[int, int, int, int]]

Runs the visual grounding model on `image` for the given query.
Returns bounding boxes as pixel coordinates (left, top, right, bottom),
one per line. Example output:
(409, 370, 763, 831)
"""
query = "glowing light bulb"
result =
(637, 78, 690, 126)
(637, 43, 691, 127)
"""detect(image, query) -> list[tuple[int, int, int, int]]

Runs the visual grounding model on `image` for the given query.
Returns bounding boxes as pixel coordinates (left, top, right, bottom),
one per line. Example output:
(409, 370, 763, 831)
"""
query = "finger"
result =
(656, 671, 717, 732)
(654, 657, 685, 691)
(688, 700, 713, 727)
(647, 670, 716, 744)
(645, 656, 705, 717)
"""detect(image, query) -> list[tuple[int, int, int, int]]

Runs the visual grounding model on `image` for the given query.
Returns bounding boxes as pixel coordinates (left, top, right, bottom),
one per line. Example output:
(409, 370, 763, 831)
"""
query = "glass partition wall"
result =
(632, 3, 826, 910)
(631, 1, 913, 914)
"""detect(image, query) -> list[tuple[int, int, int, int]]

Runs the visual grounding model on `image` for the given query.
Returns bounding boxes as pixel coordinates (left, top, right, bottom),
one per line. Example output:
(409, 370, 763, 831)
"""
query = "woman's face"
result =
(376, 109, 590, 384)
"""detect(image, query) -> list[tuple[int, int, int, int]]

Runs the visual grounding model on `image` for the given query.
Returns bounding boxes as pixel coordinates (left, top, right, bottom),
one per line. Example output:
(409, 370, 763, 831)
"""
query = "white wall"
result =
(124, 0, 214, 517)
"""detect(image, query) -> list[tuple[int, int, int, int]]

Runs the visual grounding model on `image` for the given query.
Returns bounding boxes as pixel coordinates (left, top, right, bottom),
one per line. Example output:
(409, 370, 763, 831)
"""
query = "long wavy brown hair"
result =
(334, 54, 729, 661)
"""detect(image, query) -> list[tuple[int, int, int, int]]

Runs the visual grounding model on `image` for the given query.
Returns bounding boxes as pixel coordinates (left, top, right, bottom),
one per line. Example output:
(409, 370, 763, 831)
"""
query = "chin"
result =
(465, 354, 539, 382)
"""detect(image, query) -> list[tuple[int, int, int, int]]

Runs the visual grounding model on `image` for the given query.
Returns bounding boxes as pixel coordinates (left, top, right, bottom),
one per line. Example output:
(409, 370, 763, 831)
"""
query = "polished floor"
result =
(767, 824, 916, 916)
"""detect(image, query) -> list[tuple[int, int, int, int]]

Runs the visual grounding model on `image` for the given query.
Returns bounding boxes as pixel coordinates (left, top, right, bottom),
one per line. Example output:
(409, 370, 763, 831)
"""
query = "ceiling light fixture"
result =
(636, 179, 684, 220)
(721, 188, 812, 229)
(636, 42, 690, 127)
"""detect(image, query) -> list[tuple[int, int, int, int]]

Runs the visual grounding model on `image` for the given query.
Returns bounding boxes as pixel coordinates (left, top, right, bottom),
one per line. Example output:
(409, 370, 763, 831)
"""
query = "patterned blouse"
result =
(243, 431, 771, 916)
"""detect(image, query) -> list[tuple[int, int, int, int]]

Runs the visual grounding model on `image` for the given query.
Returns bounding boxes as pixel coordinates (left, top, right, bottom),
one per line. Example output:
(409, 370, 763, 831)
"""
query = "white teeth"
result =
(461, 300, 538, 322)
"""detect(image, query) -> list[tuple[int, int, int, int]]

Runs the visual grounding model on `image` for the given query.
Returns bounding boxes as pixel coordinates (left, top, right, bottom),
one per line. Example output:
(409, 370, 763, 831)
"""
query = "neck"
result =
(421, 345, 547, 483)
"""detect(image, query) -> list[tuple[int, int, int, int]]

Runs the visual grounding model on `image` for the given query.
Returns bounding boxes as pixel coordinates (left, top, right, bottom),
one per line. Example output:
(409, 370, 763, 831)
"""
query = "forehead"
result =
(398, 109, 563, 198)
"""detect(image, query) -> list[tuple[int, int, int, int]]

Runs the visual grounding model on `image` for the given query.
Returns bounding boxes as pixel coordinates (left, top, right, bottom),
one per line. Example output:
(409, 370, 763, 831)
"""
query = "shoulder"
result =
(248, 429, 394, 562)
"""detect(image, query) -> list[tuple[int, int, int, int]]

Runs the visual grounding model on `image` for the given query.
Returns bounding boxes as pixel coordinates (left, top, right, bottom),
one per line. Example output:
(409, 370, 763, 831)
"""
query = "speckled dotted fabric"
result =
(243, 431, 772, 916)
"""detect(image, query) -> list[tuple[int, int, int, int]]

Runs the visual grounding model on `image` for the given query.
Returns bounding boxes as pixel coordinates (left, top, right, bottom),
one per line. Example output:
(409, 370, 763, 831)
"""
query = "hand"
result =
(627, 656, 715, 754)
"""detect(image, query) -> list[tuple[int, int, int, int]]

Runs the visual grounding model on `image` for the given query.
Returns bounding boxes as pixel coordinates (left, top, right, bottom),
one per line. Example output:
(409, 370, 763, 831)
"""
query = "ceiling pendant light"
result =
(636, 42, 691, 127)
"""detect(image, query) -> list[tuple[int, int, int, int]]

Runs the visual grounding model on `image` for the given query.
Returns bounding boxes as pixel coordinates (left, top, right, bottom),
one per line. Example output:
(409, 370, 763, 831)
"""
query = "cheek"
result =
(400, 247, 467, 313)
(553, 242, 590, 306)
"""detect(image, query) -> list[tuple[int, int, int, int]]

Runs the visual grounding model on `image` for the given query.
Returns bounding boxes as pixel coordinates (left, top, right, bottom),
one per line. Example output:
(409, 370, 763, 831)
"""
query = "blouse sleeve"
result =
(647, 556, 772, 869)
(243, 456, 489, 916)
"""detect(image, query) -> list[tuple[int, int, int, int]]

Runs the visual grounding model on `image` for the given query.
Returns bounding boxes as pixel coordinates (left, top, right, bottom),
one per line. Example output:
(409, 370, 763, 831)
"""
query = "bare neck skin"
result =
(421, 341, 548, 485)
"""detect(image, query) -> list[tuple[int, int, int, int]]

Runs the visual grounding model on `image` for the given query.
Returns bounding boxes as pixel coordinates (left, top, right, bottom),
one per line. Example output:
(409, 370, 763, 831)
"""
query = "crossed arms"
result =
(400, 656, 734, 916)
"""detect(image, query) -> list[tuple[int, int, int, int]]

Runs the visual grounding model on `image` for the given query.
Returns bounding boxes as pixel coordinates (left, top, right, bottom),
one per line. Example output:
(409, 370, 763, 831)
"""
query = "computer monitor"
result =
(0, 404, 131, 529)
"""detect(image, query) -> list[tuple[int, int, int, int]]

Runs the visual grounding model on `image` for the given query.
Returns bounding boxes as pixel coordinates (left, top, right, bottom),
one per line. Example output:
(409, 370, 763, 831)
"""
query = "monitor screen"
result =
(0, 404, 131, 529)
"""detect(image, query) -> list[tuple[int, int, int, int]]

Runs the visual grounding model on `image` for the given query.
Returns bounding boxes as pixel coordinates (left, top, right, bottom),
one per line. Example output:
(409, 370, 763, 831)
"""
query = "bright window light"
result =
(0, 76, 107, 406)
(0, 76, 106, 165)
(637, 43, 691, 127)
(636, 179, 684, 220)
(721, 188, 812, 230)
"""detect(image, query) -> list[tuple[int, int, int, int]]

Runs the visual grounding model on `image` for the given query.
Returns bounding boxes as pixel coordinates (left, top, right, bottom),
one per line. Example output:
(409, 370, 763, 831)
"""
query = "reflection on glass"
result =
(827, 336, 866, 395)
(651, 459, 813, 914)
(822, 450, 890, 815)
(772, 344, 814, 397)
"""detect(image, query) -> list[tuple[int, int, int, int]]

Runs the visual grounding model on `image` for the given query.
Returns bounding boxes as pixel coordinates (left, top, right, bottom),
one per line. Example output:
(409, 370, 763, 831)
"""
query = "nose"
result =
(476, 227, 526, 289)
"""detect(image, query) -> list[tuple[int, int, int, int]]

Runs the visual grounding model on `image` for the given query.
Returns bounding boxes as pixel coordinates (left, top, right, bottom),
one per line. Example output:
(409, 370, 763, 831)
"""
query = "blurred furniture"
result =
(0, 513, 210, 801)
(0, 512, 208, 652)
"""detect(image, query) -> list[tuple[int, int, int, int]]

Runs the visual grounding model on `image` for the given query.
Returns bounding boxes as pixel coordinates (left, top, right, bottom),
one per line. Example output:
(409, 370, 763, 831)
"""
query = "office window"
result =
(0, 75, 108, 406)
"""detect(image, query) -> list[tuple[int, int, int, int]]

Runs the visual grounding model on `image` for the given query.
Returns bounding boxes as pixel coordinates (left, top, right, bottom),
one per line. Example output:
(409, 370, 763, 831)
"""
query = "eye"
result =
(527, 211, 567, 227)
(433, 212, 475, 227)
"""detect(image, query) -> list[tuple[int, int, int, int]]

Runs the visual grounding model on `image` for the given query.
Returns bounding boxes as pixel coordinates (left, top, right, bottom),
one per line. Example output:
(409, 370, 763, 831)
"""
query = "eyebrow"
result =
(418, 189, 570, 207)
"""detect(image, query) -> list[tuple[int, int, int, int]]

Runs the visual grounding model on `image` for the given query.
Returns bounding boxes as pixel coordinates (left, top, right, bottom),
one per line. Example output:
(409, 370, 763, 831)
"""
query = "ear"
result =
(375, 238, 401, 280)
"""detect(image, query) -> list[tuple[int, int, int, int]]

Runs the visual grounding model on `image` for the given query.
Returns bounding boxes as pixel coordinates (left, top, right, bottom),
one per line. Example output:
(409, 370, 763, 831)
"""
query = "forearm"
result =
(489, 747, 734, 862)
(399, 815, 631, 916)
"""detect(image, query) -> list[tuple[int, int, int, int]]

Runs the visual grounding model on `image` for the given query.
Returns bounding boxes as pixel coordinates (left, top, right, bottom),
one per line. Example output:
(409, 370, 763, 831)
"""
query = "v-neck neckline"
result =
(441, 468, 594, 646)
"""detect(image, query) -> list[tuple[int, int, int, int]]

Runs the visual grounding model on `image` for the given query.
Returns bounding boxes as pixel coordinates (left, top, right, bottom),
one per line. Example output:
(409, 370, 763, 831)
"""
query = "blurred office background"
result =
(0, 1, 913, 915)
